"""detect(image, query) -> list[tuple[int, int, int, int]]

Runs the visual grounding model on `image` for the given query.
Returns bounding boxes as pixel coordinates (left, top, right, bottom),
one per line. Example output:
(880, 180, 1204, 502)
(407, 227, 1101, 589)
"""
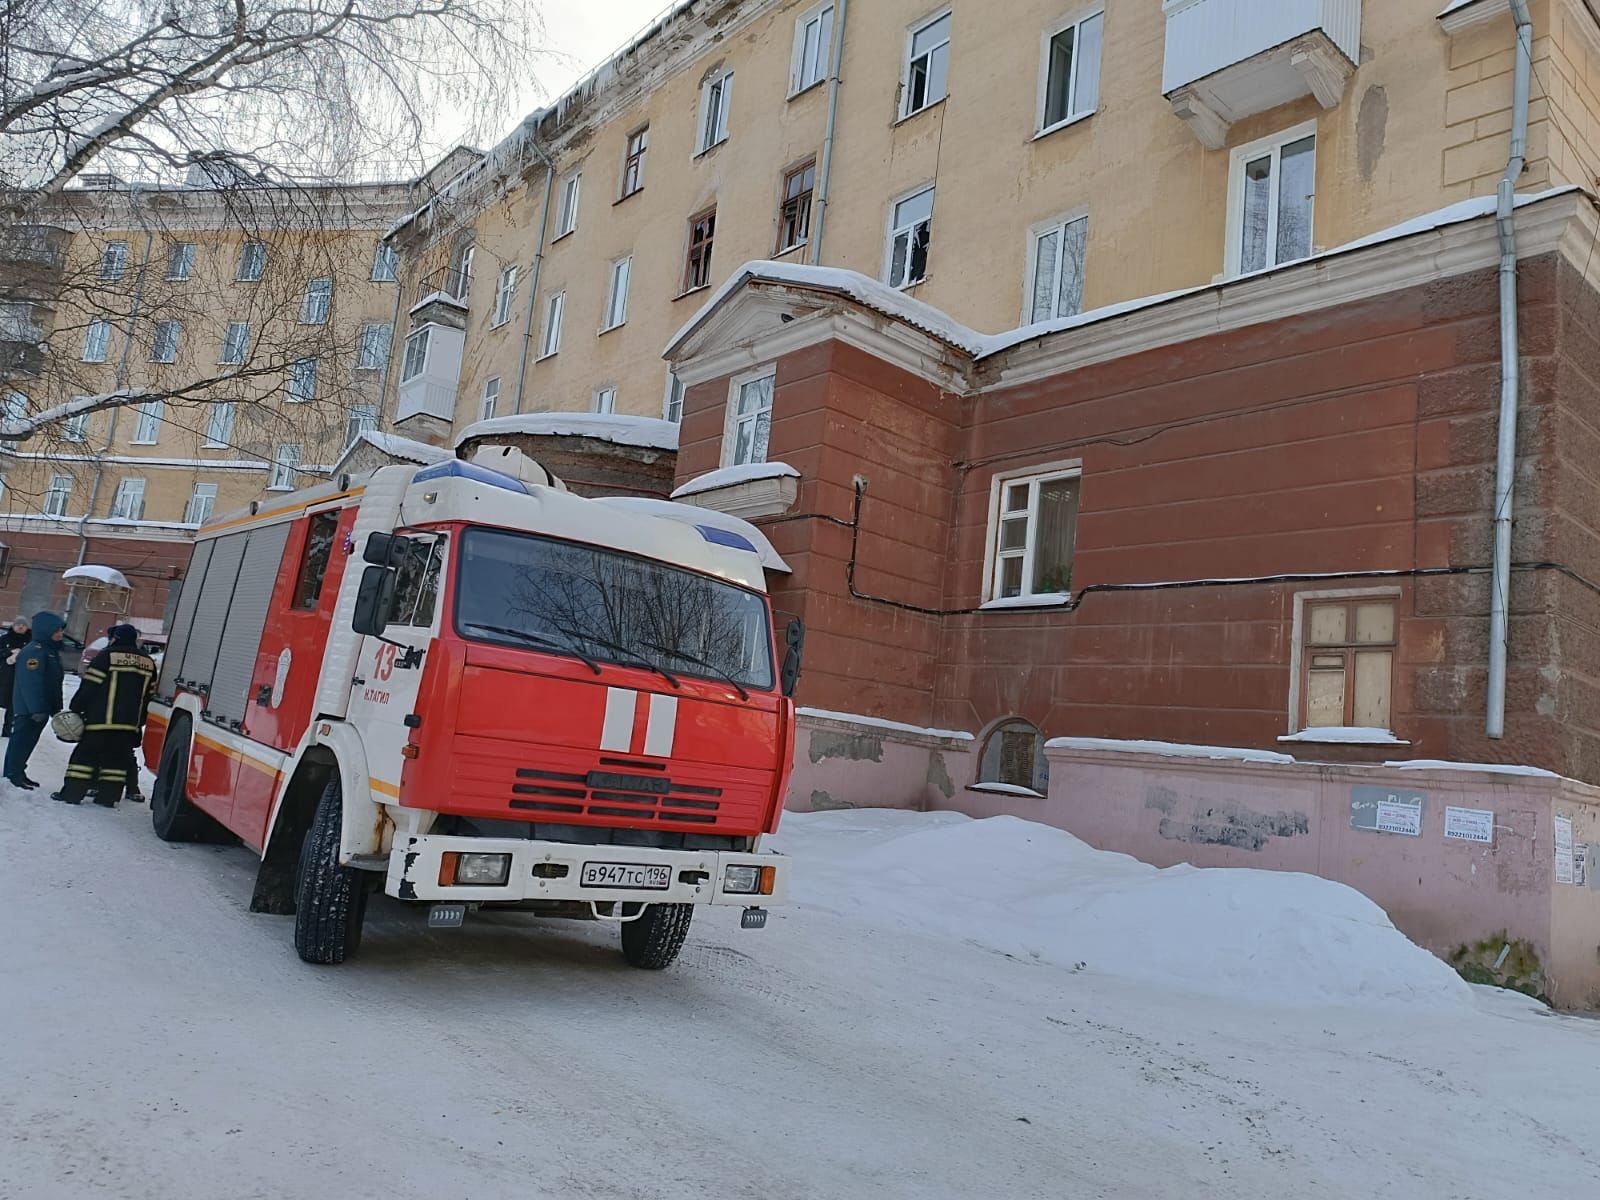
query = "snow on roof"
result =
(1279, 726, 1407, 746)
(457, 412, 680, 452)
(670, 461, 800, 500)
(343, 429, 452, 467)
(593, 497, 793, 573)
(409, 291, 468, 315)
(798, 707, 976, 742)
(1046, 736, 1296, 765)
(61, 565, 131, 589)
(1384, 759, 1561, 779)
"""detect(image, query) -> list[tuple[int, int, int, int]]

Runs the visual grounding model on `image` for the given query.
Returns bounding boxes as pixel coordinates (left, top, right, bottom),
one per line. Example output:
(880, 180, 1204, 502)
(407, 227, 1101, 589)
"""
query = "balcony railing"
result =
(414, 265, 471, 307)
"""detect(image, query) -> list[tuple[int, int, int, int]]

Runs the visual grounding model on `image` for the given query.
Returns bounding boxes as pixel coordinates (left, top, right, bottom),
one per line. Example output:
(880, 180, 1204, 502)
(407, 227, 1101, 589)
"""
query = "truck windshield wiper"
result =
(644, 643, 750, 701)
(461, 623, 601, 676)
(557, 629, 682, 690)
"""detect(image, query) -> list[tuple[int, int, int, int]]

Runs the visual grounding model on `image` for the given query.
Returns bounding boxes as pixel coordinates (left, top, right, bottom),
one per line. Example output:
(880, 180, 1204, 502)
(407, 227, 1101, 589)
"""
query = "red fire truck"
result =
(144, 453, 799, 968)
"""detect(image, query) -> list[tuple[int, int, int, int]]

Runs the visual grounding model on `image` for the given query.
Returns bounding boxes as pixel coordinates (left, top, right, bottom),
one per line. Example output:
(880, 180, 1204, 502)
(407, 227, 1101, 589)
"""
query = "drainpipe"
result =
(1486, 0, 1533, 740)
(513, 133, 557, 414)
(808, 0, 849, 266)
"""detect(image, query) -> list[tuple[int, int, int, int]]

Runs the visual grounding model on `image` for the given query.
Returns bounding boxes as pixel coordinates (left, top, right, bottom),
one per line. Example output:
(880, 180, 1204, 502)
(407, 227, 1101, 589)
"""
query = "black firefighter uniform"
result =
(59, 643, 156, 806)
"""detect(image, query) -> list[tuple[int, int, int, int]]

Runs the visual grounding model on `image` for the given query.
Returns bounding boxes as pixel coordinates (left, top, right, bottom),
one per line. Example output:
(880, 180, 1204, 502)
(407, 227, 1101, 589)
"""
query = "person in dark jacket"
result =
(53, 623, 156, 807)
(4, 611, 65, 789)
(0, 615, 31, 737)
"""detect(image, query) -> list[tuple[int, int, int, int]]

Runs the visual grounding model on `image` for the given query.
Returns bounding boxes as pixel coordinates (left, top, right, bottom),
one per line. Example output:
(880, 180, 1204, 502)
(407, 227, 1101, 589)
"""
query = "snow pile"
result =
(1279, 726, 1406, 745)
(457, 412, 679, 451)
(670, 461, 799, 499)
(343, 429, 452, 466)
(797, 706, 975, 741)
(1047, 736, 1295, 765)
(1385, 759, 1561, 779)
(774, 809, 1473, 1010)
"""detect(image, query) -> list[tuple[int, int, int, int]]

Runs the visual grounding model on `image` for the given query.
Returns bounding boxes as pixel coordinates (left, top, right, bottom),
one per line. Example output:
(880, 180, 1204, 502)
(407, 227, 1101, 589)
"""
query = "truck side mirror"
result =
(363, 531, 407, 568)
(352, 564, 397, 637)
(780, 618, 805, 698)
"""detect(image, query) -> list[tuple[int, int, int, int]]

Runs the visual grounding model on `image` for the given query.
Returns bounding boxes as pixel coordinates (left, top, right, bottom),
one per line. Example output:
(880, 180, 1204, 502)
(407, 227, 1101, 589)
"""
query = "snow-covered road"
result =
(2, 732, 1598, 1199)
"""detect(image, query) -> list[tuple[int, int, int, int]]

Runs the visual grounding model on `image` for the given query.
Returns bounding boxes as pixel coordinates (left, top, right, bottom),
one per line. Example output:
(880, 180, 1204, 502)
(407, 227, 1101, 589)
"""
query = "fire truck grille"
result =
(507, 767, 724, 825)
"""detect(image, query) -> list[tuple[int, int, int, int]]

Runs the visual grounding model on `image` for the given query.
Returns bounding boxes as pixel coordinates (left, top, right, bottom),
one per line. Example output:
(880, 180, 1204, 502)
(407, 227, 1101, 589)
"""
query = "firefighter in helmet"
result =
(52, 623, 156, 807)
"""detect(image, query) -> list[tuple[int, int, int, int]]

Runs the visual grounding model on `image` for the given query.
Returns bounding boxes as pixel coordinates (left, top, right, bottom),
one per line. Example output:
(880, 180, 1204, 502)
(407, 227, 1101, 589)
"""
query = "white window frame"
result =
(593, 385, 617, 414)
(184, 482, 218, 525)
(1035, 6, 1104, 137)
(167, 242, 195, 281)
(899, 9, 952, 120)
(44, 473, 72, 517)
(663, 371, 685, 423)
(720, 365, 777, 468)
(220, 320, 249, 365)
(82, 318, 112, 363)
(237, 240, 266, 282)
(1021, 208, 1089, 325)
(288, 356, 318, 403)
(269, 444, 302, 491)
(150, 318, 180, 363)
(399, 327, 430, 382)
(63, 403, 90, 443)
(3, 390, 28, 447)
(480, 376, 501, 421)
(301, 277, 332, 325)
(345, 404, 378, 446)
(99, 240, 129, 280)
(131, 399, 163, 445)
(1225, 120, 1318, 277)
(446, 242, 475, 300)
(884, 184, 935, 290)
(491, 265, 518, 328)
(372, 242, 399, 282)
(620, 126, 649, 198)
(601, 256, 631, 332)
(980, 459, 1083, 606)
(555, 171, 581, 238)
(357, 322, 390, 371)
(696, 69, 734, 155)
(110, 476, 146, 521)
(790, 2, 836, 95)
(203, 402, 235, 448)
(538, 291, 565, 359)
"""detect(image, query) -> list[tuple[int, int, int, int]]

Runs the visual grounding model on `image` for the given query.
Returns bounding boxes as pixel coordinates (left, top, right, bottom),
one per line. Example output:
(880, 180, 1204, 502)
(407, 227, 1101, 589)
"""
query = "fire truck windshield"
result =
(454, 526, 777, 692)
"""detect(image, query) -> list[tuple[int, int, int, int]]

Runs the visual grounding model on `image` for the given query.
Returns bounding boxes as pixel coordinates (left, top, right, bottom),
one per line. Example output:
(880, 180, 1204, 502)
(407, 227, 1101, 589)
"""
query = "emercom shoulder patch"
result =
(24, 657, 39, 670)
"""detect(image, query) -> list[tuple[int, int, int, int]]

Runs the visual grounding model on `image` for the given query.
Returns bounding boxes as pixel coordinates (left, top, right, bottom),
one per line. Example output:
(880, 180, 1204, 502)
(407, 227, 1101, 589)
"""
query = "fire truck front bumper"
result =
(385, 834, 790, 908)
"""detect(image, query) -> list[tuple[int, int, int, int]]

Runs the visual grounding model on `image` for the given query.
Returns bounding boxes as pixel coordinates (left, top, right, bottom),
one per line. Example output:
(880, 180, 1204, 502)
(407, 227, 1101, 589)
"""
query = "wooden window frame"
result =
(683, 208, 717, 293)
(1296, 596, 1399, 732)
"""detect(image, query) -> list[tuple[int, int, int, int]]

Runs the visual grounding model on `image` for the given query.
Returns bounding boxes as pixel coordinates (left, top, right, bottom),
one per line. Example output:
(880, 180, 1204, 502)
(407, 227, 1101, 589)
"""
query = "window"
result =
(393, 537, 444, 629)
(1039, 9, 1104, 133)
(480, 376, 501, 421)
(602, 256, 631, 331)
(987, 468, 1081, 601)
(345, 404, 378, 446)
(63, 403, 90, 443)
(167, 242, 195, 281)
(150, 319, 180, 363)
(621, 127, 649, 198)
(1300, 599, 1397, 730)
(684, 209, 716, 292)
(293, 511, 341, 609)
(204, 403, 235, 448)
(902, 11, 951, 118)
(593, 386, 617, 414)
(978, 719, 1048, 793)
(184, 483, 217, 525)
(220, 321, 249, 364)
(400, 327, 430, 381)
(1026, 215, 1088, 324)
(697, 70, 733, 154)
(886, 186, 934, 289)
(82, 318, 112, 363)
(357, 322, 390, 370)
(792, 3, 835, 94)
(288, 356, 318, 402)
(44, 474, 72, 517)
(777, 161, 816, 254)
(269, 444, 302, 491)
(2, 391, 27, 448)
(491, 265, 518, 327)
(99, 240, 129, 280)
(110, 477, 146, 521)
(301, 277, 332, 324)
(131, 399, 163, 445)
(538, 291, 564, 358)
(664, 372, 685, 423)
(372, 242, 399, 282)
(728, 369, 774, 466)
(236, 240, 266, 281)
(555, 171, 581, 237)
(1231, 126, 1316, 275)
(447, 242, 475, 301)
(0, 301, 39, 342)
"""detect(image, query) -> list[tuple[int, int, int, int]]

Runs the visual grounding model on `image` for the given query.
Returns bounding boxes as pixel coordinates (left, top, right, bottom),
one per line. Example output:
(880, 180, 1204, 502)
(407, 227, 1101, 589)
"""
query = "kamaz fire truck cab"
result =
(144, 453, 799, 969)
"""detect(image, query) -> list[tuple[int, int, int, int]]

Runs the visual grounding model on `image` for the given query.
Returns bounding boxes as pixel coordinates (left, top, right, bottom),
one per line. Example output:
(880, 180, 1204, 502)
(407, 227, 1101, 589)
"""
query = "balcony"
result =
(395, 321, 465, 427)
(1163, 0, 1361, 149)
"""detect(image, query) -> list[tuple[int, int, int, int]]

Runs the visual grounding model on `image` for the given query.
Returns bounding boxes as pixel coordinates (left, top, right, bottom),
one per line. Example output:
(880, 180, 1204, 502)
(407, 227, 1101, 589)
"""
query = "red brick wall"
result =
(0, 529, 191, 636)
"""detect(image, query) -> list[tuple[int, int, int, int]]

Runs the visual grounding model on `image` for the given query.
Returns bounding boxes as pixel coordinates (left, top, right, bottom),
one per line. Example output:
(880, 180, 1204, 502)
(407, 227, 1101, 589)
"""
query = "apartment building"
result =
(384, 0, 1600, 450)
(0, 178, 415, 628)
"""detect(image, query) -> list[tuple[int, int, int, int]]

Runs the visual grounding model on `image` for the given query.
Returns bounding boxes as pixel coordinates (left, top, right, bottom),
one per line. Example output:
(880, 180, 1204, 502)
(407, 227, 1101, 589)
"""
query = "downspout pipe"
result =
(513, 132, 557, 415)
(1487, 0, 1533, 739)
(808, 0, 849, 266)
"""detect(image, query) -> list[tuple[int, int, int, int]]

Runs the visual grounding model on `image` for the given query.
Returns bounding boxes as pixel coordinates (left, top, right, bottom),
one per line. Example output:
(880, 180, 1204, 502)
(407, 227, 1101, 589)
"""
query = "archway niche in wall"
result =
(976, 717, 1048, 795)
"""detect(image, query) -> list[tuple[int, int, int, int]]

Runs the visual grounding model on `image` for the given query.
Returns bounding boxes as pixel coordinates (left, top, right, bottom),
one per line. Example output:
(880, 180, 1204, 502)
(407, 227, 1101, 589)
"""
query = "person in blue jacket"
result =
(5, 611, 65, 789)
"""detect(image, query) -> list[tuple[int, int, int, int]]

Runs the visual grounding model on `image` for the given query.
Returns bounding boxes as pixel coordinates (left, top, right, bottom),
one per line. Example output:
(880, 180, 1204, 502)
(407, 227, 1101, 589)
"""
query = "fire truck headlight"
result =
(723, 865, 762, 894)
(454, 853, 512, 887)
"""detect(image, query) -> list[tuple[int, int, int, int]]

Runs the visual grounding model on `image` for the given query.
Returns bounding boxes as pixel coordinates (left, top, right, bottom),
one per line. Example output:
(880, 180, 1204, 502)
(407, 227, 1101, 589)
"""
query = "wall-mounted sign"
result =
(1443, 806, 1495, 844)
(1554, 814, 1575, 885)
(1352, 787, 1424, 837)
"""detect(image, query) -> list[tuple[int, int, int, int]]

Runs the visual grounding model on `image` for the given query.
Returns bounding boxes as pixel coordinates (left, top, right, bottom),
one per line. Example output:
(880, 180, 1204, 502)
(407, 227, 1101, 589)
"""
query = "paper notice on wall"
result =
(1376, 797, 1424, 838)
(1444, 806, 1495, 844)
(1575, 843, 1588, 888)
(1553, 814, 1575, 885)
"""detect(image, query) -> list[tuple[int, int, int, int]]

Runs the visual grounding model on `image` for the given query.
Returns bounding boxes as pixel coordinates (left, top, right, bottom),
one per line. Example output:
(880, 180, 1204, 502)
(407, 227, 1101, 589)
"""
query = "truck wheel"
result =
(293, 776, 369, 965)
(620, 903, 694, 970)
(150, 717, 227, 844)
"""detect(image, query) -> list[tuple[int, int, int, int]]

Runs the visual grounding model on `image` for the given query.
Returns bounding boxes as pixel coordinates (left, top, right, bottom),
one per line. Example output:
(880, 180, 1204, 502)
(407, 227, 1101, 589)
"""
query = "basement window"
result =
(976, 718, 1047, 795)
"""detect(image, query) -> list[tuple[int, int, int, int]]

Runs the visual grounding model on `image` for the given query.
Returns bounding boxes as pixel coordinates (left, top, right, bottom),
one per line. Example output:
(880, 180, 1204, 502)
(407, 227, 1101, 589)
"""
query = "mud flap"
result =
(741, 907, 769, 930)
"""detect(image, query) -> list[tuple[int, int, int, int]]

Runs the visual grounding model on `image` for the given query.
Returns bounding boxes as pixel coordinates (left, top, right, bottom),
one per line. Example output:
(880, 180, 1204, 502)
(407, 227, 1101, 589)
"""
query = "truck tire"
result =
(620, 903, 694, 970)
(150, 717, 228, 844)
(292, 776, 369, 965)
